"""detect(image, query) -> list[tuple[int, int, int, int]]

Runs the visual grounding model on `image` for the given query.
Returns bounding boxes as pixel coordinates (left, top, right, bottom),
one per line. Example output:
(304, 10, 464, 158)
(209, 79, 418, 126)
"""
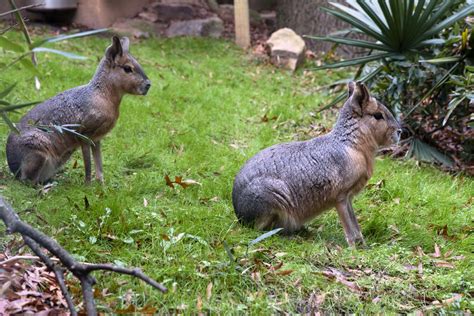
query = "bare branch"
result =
(0, 3, 43, 18)
(0, 196, 167, 315)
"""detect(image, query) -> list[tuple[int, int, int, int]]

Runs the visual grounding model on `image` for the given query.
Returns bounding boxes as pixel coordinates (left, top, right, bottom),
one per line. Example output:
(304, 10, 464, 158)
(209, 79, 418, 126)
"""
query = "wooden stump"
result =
(234, 0, 250, 48)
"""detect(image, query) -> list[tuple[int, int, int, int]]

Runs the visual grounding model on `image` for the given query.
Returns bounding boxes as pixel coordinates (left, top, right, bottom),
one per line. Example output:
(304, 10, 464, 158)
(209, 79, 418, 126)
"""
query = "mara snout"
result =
(6, 36, 150, 185)
(232, 81, 400, 247)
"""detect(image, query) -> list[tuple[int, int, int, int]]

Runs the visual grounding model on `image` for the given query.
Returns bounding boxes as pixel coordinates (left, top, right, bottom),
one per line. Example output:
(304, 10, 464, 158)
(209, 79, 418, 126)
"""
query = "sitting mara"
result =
(6, 36, 150, 184)
(232, 82, 401, 247)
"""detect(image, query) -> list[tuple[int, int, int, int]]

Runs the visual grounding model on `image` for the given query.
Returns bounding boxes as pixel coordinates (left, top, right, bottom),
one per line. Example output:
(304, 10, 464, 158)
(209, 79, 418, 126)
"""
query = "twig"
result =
(0, 3, 43, 18)
(8, 0, 40, 90)
(0, 196, 167, 315)
(0, 254, 60, 266)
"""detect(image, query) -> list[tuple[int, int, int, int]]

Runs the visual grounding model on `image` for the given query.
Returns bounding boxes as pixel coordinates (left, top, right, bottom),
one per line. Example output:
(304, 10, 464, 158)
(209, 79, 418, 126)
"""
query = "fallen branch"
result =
(0, 196, 167, 315)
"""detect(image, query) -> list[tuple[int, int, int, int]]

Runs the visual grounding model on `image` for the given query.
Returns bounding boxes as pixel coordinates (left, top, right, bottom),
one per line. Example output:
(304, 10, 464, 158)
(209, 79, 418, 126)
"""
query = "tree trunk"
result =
(276, 0, 359, 56)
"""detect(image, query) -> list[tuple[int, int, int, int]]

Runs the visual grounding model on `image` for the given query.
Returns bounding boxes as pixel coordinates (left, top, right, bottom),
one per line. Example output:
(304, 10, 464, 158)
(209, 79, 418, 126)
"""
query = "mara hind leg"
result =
(235, 178, 303, 233)
(20, 151, 56, 184)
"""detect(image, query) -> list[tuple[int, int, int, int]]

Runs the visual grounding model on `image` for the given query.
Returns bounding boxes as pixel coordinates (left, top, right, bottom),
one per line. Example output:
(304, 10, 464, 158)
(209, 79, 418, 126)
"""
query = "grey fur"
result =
(6, 36, 151, 184)
(232, 82, 401, 246)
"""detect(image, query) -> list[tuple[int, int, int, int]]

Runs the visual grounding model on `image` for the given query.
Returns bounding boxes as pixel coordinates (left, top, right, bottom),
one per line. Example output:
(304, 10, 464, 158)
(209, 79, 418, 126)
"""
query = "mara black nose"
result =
(145, 82, 151, 90)
(396, 129, 402, 137)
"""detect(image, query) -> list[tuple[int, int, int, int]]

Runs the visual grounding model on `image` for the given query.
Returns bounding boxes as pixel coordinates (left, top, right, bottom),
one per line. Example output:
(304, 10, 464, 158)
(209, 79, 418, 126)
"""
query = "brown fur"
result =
(6, 36, 150, 184)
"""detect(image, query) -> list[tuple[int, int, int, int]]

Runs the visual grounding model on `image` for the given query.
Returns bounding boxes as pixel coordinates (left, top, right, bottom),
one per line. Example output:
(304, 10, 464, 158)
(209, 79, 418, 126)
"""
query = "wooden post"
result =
(234, 0, 250, 48)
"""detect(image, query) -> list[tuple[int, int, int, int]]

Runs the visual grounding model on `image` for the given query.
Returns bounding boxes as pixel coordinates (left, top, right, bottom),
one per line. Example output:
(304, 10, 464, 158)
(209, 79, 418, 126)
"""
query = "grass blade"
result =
(32, 47, 87, 60)
(31, 28, 108, 48)
(314, 52, 394, 69)
(0, 112, 19, 133)
(0, 35, 25, 52)
(304, 35, 388, 51)
(248, 228, 283, 247)
(0, 100, 40, 112)
(0, 83, 17, 99)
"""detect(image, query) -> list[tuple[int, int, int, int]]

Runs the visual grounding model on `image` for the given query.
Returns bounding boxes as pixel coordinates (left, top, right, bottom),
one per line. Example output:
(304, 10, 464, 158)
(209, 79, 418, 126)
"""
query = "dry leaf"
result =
(276, 269, 294, 276)
(196, 295, 202, 312)
(143, 198, 148, 207)
(434, 260, 455, 269)
(432, 293, 462, 306)
(321, 267, 362, 293)
(431, 243, 442, 258)
(164, 175, 201, 189)
(206, 282, 213, 301)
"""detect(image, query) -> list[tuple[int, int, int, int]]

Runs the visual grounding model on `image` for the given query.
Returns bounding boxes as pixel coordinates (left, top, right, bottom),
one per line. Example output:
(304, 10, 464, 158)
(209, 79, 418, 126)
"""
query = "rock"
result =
(218, 5, 261, 25)
(217, 4, 233, 23)
(112, 18, 167, 38)
(260, 11, 276, 31)
(165, 16, 224, 38)
(249, 0, 276, 11)
(249, 9, 262, 26)
(152, 3, 197, 21)
(206, 0, 219, 12)
(266, 28, 306, 72)
(138, 11, 159, 23)
(159, 0, 208, 7)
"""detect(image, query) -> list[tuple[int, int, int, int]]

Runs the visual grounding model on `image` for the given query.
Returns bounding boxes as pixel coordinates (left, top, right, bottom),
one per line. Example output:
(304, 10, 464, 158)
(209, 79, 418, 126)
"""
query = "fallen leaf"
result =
(206, 282, 213, 301)
(418, 262, 423, 275)
(143, 198, 148, 207)
(165, 175, 174, 188)
(434, 260, 455, 269)
(196, 295, 202, 312)
(321, 267, 362, 293)
(164, 175, 201, 189)
(276, 269, 294, 276)
(179, 179, 202, 187)
(432, 294, 463, 306)
(430, 243, 442, 258)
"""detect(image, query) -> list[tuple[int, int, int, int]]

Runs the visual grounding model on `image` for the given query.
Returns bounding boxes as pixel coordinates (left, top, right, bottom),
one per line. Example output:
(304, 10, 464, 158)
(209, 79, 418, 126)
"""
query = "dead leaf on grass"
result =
(434, 260, 455, 269)
(432, 293, 463, 307)
(165, 175, 202, 189)
(206, 282, 213, 300)
(321, 267, 362, 293)
(276, 269, 294, 276)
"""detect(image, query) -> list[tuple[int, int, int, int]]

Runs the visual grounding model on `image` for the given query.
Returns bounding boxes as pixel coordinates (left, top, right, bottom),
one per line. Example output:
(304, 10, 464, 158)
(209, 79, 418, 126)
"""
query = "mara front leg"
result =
(81, 144, 92, 184)
(335, 196, 365, 247)
(91, 141, 104, 183)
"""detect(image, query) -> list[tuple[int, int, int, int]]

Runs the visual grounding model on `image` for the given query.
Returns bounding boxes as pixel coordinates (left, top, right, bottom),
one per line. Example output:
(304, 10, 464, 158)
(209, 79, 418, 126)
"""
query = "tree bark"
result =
(276, 0, 359, 56)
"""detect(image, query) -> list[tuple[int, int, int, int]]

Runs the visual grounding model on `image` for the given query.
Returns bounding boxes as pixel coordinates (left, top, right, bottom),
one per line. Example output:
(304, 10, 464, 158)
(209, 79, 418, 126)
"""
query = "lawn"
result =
(0, 31, 473, 314)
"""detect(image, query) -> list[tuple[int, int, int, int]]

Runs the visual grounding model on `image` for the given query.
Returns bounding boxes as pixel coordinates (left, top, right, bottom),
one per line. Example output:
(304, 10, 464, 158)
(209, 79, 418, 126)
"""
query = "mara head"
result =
(345, 81, 401, 146)
(103, 36, 151, 95)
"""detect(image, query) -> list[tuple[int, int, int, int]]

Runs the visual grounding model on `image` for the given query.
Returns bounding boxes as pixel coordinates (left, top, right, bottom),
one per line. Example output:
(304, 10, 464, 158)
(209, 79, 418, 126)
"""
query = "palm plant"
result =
(307, 0, 474, 69)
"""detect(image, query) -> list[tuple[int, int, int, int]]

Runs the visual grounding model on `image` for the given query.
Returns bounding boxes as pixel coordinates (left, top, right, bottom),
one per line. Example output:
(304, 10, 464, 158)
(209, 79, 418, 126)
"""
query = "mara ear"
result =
(105, 36, 123, 63)
(120, 37, 130, 54)
(348, 81, 370, 116)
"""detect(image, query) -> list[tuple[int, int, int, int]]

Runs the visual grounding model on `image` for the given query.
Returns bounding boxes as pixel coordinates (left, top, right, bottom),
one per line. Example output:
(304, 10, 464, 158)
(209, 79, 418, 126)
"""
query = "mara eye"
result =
(123, 65, 133, 73)
(373, 112, 384, 120)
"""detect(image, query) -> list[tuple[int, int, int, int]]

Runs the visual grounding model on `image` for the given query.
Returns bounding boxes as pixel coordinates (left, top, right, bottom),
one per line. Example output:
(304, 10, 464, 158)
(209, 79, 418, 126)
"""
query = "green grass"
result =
(0, 30, 473, 314)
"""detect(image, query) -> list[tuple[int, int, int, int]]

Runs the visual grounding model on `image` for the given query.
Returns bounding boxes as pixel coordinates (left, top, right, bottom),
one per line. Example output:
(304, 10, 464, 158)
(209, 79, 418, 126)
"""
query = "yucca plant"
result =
(307, 0, 474, 69)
